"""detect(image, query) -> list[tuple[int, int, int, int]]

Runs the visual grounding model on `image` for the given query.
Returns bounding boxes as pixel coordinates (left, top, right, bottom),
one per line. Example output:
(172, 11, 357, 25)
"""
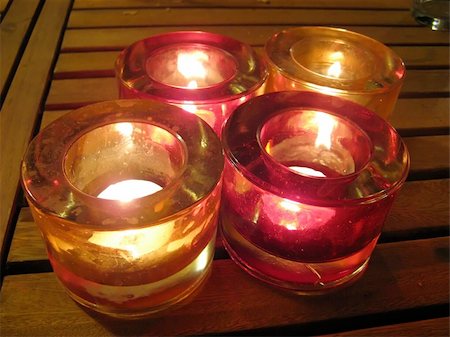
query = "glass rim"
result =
(116, 30, 268, 102)
(222, 91, 410, 207)
(264, 26, 406, 94)
(21, 99, 224, 229)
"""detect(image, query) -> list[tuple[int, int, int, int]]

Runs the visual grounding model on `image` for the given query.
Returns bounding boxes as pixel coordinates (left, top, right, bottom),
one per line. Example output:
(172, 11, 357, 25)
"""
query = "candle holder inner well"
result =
(64, 122, 186, 198)
(146, 43, 238, 89)
(259, 108, 372, 178)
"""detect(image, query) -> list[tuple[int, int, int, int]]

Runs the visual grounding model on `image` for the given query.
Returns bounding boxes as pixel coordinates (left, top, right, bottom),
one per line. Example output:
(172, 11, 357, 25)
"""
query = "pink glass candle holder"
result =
(264, 27, 405, 119)
(21, 100, 223, 318)
(220, 91, 410, 294)
(116, 31, 267, 135)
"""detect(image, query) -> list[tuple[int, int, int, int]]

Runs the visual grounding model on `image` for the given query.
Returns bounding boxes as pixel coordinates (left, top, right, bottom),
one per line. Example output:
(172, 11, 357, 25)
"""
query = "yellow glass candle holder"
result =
(21, 100, 223, 319)
(264, 27, 405, 119)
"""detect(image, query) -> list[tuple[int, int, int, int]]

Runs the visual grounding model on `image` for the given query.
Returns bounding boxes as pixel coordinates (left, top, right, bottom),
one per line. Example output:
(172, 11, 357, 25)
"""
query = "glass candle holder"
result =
(264, 27, 405, 119)
(220, 91, 409, 294)
(116, 31, 268, 136)
(21, 100, 224, 318)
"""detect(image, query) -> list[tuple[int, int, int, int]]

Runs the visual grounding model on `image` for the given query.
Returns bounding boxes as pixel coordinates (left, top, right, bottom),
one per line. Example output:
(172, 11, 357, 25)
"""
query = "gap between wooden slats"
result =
(66, 8, 419, 28)
(318, 317, 449, 337)
(7, 178, 449, 264)
(1, 237, 448, 336)
(72, 0, 412, 10)
(52, 46, 450, 80)
(60, 26, 450, 52)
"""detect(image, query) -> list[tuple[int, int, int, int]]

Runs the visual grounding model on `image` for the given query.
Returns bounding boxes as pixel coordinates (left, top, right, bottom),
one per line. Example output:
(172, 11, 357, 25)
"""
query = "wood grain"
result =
(0, 0, 71, 275)
(43, 70, 450, 110)
(1, 237, 448, 336)
(67, 8, 418, 28)
(52, 46, 450, 80)
(73, 0, 412, 10)
(401, 70, 450, 97)
(319, 317, 450, 337)
(0, 0, 40, 97)
(61, 26, 450, 51)
(391, 98, 450, 136)
(8, 179, 449, 263)
(384, 179, 449, 238)
(404, 136, 450, 176)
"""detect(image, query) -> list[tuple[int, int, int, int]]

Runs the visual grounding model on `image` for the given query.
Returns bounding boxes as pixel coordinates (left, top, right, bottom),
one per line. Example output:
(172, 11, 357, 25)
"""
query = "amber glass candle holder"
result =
(221, 91, 409, 294)
(21, 100, 224, 318)
(116, 31, 267, 135)
(264, 27, 405, 119)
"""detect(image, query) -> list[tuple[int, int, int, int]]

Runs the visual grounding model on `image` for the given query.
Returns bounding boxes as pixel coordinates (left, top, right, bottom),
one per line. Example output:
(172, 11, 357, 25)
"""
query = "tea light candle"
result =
(221, 91, 410, 293)
(264, 27, 405, 119)
(116, 31, 267, 135)
(21, 100, 224, 318)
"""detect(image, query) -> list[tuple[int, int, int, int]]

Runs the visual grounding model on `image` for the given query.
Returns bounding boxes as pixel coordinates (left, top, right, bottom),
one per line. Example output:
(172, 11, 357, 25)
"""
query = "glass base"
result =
(412, 1, 449, 31)
(221, 219, 374, 294)
(50, 237, 216, 319)
(65, 265, 211, 319)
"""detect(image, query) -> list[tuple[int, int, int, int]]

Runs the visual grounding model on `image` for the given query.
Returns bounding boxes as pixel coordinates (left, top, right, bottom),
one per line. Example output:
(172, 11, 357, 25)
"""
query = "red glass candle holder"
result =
(116, 31, 267, 135)
(264, 27, 405, 119)
(221, 91, 410, 293)
(21, 100, 223, 318)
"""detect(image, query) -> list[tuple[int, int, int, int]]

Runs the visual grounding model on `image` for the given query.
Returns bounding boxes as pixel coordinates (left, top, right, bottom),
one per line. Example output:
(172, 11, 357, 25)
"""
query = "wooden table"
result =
(1, 0, 449, 336)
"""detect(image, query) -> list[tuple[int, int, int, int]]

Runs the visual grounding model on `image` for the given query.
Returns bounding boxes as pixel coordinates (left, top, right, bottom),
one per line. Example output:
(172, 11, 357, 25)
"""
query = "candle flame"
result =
(177, 51, 209, 86)
(97, 179, 162, 202)
(314, 112, 336, 150)
(327, 61, 342, 78)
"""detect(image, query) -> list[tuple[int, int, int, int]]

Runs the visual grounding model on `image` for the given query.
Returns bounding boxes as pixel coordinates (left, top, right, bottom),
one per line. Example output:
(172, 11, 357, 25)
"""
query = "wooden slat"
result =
(384, 179, 449, 238)
(0, 0, 9, 14)
(73, 0, 412, 10)
(37, 97, 450, 138)
(0, 0, 40, 97)
(61, 26, 450, 51)
(404, 136, 450, 176)
(52, 46, 450, 79)
(391, 98, 450, 136)
(401, 70, 450, 97)
(8, 179, 449, 263)
(1, 237, 448, 336)
(0, 0, 71, 275)
(52, 46, 450, 80)
(43, 70, 450, 110)
(40, 110, 71, 128)
(67, 8, 418, 28)
(393, 46, 450, 69)
(320, 317, 450, 337)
